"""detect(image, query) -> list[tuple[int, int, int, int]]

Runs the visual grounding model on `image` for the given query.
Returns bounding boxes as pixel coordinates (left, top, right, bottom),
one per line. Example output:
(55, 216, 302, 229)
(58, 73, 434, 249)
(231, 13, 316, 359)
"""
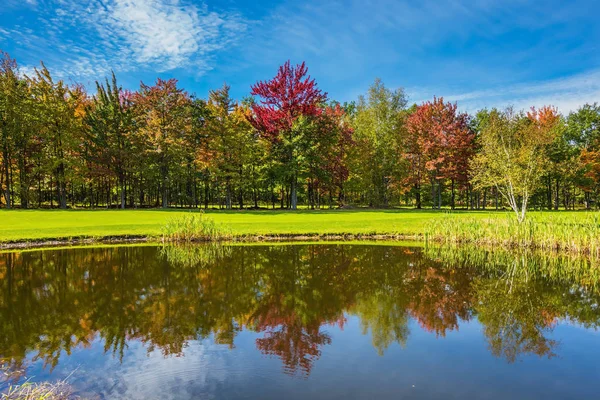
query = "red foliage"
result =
(406, 97, 474, 185)
(249, 61, 327, 140)
(315, 104, 354, 189)
(527, 105, 560, 128)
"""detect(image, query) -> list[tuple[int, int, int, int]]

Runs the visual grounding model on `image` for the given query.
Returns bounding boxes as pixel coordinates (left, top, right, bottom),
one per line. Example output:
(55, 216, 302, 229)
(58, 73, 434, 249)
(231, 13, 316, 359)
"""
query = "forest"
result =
(1, 50, 599, 212)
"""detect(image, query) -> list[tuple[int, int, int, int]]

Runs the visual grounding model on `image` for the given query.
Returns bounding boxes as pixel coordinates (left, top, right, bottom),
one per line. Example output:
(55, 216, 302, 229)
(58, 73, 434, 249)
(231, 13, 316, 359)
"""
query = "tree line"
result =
(1, 50, 599, 211)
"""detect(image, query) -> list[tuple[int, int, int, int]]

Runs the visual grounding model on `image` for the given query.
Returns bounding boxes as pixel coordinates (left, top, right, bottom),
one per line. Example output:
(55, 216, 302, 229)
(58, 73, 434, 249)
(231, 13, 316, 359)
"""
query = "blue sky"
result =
(1, 0, 599, 113)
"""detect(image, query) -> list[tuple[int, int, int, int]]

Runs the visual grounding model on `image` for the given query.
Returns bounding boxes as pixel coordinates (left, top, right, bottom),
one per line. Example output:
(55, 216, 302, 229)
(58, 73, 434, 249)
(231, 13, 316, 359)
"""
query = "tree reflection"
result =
(474, 277, 559, 362)
(1, 244, 600, 376)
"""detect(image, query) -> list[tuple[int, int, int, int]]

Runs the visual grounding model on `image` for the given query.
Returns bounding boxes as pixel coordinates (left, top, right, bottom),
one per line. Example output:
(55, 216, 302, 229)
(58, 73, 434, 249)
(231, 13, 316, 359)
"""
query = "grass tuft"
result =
(160, 212, 232, 243)
(1, 380, 76, 400)
(1, 364, 78, 400)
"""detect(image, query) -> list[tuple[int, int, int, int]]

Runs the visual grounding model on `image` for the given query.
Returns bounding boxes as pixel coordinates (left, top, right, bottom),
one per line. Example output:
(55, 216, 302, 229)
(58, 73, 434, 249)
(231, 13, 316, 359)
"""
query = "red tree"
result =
(406, 97, 474, 209)
(249, 61, 327, 139)
(314, 104, 354, 206)
(248, 61, 328, 209)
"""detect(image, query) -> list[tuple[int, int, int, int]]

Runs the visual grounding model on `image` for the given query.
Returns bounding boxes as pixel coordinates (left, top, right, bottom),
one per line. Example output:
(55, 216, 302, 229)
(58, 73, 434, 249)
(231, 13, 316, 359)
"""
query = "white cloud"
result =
(411, 69, 600, 114)
(244, 0, 598, 110)
(17, 65, 37, 78)
(94, 0, 245, 72)
(3, 0, 247, 80)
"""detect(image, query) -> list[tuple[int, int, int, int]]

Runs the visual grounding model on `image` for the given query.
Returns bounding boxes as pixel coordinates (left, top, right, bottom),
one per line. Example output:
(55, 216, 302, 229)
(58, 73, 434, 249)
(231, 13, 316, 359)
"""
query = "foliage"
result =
(348, 79, 408, 207)
(471, 107, 560, 222)
(84, 72, 135, 209)
(406, 97, 474, 209)
(248, 61, 333, 209)
(1, 49, 600, 214)
(133, 78, 192, 208)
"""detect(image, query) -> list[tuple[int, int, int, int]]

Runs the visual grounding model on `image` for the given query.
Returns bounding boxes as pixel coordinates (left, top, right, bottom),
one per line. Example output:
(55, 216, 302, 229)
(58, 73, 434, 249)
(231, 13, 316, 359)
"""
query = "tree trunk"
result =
(553, 178, 559, 211)
(119, 175, 126, 209)
(161, 157, 168, 208)
(57, 163, 67, 209)
(18, 158, 28, 209)
(482, 188, 487, 210)
(2, 143, 11, 209)
(415, 183, 421, 209)
(290, 175, 298, 210)
(437, 179, 442, 209)
(225, 178, 232, 209)
(204, 180, 209, 209)
(546, 177, 552, 210)
(450, 179, 455, 210)
(495, 188, 499, 210)
(430, 178, 436, 209)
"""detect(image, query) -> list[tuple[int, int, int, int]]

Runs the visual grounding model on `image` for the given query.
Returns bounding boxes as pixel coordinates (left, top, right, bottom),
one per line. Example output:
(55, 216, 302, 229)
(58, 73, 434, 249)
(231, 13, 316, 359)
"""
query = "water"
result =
(1, 243, 600, 399)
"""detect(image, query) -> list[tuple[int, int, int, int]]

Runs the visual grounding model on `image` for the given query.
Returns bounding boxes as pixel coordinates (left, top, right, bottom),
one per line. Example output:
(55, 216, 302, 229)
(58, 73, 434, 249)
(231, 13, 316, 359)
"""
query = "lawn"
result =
(0, 208, 594, 243)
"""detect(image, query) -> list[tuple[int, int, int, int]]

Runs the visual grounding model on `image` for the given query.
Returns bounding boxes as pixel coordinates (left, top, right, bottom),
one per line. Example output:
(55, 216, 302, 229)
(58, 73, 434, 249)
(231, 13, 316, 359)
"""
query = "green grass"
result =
(426, 212, 600, 257)
(0, 208, 596, 244)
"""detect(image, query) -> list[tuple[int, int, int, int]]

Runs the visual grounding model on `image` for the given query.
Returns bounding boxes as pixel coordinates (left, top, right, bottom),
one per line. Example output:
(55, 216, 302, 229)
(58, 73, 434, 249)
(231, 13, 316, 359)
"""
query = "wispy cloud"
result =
(410, 69, 600, 113)
(96, 0, 246, 72)
(242, 0, 599, 110)
(3, 0, 247, 81)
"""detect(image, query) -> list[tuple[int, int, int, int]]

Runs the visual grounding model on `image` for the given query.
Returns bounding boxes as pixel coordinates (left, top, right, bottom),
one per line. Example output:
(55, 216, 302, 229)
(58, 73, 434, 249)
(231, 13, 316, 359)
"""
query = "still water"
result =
(1, 243, 600, 399)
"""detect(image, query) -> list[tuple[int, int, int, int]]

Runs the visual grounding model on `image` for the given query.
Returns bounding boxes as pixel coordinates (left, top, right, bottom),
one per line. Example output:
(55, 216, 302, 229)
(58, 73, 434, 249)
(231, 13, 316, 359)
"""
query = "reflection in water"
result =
(1, 244, 600, 380)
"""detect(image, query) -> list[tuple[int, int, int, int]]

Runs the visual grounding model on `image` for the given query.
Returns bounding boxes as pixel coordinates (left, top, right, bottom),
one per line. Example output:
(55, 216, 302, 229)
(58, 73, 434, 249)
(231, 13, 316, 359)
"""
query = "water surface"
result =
(1, 243, 600, 399)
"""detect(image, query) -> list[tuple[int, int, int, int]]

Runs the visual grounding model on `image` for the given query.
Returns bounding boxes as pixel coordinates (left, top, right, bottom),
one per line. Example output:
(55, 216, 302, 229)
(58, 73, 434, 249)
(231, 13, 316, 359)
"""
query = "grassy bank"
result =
(427, 213, 600, 258)
(0, 208, 459, 243)
(0, 208, 597, 247)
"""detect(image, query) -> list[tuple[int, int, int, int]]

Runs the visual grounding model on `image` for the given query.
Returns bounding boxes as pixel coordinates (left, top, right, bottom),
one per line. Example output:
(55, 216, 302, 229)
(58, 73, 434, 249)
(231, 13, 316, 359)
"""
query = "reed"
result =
(160, 212, 232, 243)
(426, 212, 600, 258)
(1, 365, 77, 400)
(1, 381, 76, 400)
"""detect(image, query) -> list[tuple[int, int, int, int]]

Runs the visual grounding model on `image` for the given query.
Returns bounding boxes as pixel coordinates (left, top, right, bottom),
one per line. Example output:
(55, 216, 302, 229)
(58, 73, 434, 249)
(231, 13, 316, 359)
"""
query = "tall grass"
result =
(161, 212, 232, 243)
(1, 364, 77, 400)
(1, 380, 76, 400)
(426, 212, 600, 258)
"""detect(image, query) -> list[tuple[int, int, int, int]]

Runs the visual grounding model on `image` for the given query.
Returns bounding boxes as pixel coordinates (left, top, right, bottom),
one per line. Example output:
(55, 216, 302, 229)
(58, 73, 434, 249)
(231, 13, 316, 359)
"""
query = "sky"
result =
(1, 0, 599, 113)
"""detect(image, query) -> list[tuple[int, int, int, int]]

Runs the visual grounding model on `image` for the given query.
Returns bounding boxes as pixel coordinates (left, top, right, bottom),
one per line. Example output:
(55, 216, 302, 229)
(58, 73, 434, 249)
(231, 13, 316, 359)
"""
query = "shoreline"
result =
(0, 233, 423, 251)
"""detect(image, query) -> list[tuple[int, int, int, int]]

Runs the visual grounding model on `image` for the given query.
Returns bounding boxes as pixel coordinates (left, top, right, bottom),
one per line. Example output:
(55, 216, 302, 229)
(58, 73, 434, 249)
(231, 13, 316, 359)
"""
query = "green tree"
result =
(205, 84, 257, 209)
(566, 104, 600, 208)
(85, 72, 135, 209)
(28, 64, 83, 209)
(0, 51, 22, 208)
(133, 79, 191, 208)
(471, 107, 560, 222)
(349, 79, 408, 207)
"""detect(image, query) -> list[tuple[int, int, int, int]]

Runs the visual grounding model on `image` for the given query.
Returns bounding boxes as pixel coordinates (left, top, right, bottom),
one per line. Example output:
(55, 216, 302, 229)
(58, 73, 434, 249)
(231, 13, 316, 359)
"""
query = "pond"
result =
(1, 243, 600, 399)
